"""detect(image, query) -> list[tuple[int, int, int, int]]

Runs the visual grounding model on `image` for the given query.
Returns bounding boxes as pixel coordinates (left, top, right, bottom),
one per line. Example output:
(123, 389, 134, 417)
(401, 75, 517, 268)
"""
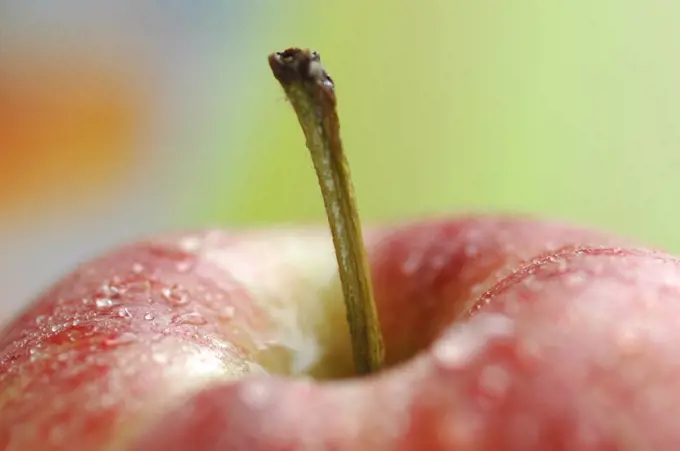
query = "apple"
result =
(4, 215, 670, 451)
(129, 231, 680, 450)
(3, 47, 680, 450)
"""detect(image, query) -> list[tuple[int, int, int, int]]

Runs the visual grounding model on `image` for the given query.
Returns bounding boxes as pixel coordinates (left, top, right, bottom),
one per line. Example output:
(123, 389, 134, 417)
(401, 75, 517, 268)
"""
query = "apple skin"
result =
(1, 215, 672, 450)
(129, 247, 680, 451)
(131, 246, 680, 451)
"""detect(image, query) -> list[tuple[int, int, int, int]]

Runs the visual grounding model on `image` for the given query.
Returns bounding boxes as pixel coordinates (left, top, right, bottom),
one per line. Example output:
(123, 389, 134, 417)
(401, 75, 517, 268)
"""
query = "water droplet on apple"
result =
(50, 324, 63, 333)
(161, 285, 190, 306)
(66, 329, 83, 342)
(100, 283, 122, 299)
(95, 297, 119, 309)
(29, 347, 42, 362)
(116, 307, 133, 319)
(172, 312, 207, 326)
(132, 262, 145, 274)
(144, 312, 155, 321)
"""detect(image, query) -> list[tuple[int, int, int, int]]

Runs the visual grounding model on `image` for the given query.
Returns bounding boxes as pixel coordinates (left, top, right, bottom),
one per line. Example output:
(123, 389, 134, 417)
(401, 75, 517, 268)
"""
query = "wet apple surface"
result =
(129, 224, 680, 451)
(3, 215, 670, 450)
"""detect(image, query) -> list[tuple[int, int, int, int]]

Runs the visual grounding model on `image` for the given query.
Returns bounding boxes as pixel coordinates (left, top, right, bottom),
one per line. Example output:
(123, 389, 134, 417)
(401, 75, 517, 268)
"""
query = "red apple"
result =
(4, 215, 680, 450)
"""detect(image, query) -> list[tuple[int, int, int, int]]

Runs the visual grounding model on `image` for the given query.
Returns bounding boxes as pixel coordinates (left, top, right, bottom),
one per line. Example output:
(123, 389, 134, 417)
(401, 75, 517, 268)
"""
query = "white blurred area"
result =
(0, 2, 253, 318)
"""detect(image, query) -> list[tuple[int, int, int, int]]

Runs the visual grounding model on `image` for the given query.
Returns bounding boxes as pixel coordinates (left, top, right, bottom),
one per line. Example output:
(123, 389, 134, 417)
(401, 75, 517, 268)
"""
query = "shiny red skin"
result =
(4, 216, 673, 450)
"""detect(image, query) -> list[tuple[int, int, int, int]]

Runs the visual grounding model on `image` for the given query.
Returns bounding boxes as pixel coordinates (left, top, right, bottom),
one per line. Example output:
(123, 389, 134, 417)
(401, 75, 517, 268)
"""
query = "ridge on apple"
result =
(2, 47, 680, 451)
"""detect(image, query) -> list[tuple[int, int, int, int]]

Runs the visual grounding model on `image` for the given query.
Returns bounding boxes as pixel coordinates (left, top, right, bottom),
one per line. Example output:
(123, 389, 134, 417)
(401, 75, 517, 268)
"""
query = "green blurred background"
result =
(195, 1, 680, 249)
(1, 1, 679, 316)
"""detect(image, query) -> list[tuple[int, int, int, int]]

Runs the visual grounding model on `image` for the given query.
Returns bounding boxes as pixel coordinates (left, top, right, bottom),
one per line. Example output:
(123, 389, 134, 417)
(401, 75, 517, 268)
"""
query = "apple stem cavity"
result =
(268, 48, 385, 375)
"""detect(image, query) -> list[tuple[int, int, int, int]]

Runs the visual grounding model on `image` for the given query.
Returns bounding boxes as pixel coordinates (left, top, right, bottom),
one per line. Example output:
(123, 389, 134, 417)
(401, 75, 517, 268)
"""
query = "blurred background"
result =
(1, 1, 679, 318)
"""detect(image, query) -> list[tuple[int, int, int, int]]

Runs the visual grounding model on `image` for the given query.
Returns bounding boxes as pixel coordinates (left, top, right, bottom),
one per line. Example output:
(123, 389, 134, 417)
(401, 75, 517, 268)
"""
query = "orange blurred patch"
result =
(0, 54, 148, 216)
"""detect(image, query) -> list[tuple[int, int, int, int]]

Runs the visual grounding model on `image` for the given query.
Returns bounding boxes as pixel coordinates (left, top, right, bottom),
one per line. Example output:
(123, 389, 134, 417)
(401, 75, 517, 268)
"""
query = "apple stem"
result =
(268, 48, 385, 375)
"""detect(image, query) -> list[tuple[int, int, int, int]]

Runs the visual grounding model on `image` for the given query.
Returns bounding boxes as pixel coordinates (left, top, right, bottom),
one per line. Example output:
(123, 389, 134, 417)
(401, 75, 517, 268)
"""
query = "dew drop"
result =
(161, 285, 190, 306)
(100, 283, 122, 299)
(29, 347, 41, 362)
(67, 330, 82, 342)
(132, 263, 145, 274)
(144, 312, 155, 321)
(172, 312, 207, 326)
(95, 297, 119, 309)
(35, 314, 48, 326)
(116, 307, 133, 319)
